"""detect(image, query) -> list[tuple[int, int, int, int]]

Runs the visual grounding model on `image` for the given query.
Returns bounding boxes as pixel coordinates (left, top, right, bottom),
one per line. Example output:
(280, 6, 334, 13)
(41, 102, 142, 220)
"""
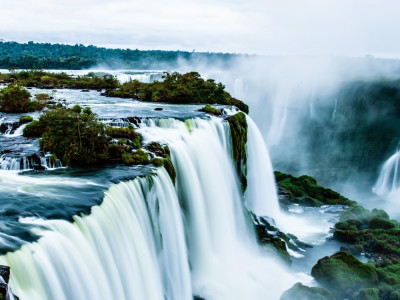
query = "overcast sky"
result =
(1, 0, 399, 57)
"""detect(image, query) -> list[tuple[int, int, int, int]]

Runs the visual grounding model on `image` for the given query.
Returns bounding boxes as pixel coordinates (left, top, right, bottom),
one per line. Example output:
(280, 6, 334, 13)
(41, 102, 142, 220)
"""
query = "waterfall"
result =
(1, 117, 297, 300)
(245, 115, 332, 243)
(246, 115, 281, 219)
(373, 150, 400, 196)
(5, 124, 27, 137)
(0, 155, 63, 171)
(0, 168, 191, 300)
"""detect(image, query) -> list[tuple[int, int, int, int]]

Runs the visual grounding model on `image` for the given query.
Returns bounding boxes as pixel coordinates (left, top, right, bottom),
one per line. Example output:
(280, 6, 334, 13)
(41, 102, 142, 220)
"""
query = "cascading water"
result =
(373, 150, 400, 196)
(0, 169, 189, 300)
(0, 155, 62, 171)
(246, 115, 336, 244)
(1, 117, 298, 300)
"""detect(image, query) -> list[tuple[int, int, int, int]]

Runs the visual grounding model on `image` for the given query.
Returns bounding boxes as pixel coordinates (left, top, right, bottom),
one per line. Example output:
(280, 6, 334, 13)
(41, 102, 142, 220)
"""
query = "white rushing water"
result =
(1, 117, 299, 300)
(373, 150, 400, 196)
(0, 155, 62, 171)
(246, 116, 336, 245)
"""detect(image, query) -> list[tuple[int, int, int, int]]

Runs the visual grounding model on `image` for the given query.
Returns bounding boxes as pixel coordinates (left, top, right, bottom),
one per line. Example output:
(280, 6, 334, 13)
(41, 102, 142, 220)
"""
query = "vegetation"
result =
(106, 72, 248, 113)
(334, 206, 400, 261)
(19, 115, 33, 123)
(0, 70, 248, 112)
(23, 106, 109, 165)
(280, 283, 335, 300)
(275, 171, 356, 208)
(35, 93, 51, 101)
(3, 69, 119, 90)
(228, 112, 248, 190)
(0, 41, 242, 70)
(0, 84, 44, 113)
(312, 252, 378, 296)
(22, 106, 177, 182)
(199, 104, 222, 115)
(276, 171, 400, 299)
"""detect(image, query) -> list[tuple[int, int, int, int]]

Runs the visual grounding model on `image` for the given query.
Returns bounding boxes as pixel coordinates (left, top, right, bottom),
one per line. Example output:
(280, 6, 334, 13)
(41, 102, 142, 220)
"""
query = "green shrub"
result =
(19, 115, 33, 123)
(0, 84, 33, 113)
(35, 93, 50, 101)
(23, 120, 45, 137)
(25, 108, 108, 166)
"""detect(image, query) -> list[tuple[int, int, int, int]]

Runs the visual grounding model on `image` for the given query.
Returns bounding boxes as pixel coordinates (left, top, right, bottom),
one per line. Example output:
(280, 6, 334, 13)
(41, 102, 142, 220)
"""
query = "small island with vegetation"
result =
(0, 69, 248, 186)
(0, 70, 248, 113)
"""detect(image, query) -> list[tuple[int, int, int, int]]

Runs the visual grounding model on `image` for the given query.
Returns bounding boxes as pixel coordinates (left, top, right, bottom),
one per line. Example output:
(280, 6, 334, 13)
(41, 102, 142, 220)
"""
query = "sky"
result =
(1, 0, 400, 58)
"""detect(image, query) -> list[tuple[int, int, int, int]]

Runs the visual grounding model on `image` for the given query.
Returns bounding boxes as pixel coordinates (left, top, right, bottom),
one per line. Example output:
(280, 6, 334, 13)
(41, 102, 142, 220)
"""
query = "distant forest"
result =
(0, 41, 243, 70)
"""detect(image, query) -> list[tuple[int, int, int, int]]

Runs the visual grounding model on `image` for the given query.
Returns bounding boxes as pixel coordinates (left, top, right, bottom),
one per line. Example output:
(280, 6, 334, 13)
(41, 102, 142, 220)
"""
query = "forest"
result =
(0, 41, 242, 70)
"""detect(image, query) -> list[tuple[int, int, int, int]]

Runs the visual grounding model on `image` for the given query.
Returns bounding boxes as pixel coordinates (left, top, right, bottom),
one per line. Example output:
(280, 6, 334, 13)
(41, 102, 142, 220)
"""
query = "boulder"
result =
(311, 252, 378, 295)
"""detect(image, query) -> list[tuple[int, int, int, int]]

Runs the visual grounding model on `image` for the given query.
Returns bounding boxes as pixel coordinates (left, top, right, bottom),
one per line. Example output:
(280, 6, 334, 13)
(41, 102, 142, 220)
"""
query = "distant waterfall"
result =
(373, 150, 400, 196)
(1, 117, 297, 300)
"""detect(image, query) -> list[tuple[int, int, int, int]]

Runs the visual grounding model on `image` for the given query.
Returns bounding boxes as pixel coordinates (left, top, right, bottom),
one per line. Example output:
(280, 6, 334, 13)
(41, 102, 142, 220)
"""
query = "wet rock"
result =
(0, 265, 10, 283)
(154, 107, 163, 111)
(33, 165, 46, 171)
(311, 252, 378, 295)
(127, 117, 141, 127)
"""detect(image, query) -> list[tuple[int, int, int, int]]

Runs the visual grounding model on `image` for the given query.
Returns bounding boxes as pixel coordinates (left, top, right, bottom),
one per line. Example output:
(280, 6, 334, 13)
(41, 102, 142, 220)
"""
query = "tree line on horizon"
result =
(0, 41, 243, 70)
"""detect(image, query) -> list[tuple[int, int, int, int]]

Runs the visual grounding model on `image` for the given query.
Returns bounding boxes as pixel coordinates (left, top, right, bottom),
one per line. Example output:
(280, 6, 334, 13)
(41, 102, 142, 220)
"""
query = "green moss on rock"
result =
(228, 112, 247, 191)
(280, 283, 335, 300)
(199, 104, 222, 116)
(311, 252, 378, 294)
(275, 171, 356, 207)
(355, 288, 380, 300)
(19, 115, 33, 123)
(163, 157, 176, 184)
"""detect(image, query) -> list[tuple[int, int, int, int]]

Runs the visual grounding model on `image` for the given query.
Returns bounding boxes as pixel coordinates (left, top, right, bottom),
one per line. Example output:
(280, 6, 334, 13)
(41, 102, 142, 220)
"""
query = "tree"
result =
(0, 84, 32, 112)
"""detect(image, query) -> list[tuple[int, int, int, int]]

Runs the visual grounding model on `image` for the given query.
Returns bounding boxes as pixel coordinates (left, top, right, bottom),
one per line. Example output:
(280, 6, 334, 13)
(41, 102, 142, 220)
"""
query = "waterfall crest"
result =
(1, 117, 297, 300)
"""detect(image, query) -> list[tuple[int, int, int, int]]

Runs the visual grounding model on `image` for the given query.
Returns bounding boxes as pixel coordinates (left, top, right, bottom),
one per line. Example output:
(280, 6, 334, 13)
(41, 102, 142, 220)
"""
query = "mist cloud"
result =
(1, 0, 400, 57)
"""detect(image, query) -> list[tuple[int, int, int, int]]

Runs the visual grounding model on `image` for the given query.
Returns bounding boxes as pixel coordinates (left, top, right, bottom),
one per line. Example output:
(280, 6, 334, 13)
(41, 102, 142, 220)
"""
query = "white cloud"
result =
(1, 0, 400, 57)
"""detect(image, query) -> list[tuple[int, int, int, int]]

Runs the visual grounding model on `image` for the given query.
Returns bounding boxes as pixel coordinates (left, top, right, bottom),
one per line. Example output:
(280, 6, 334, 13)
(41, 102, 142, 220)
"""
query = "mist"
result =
(174, 54, 400, 215)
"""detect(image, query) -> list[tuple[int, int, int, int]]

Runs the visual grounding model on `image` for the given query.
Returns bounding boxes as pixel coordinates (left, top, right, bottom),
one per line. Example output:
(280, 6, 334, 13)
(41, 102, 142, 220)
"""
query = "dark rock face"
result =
(0, 122, 22, 135)
(0, 265, 19, 300)
(127, 117, 141, 127)
(0, 266, 10, 285)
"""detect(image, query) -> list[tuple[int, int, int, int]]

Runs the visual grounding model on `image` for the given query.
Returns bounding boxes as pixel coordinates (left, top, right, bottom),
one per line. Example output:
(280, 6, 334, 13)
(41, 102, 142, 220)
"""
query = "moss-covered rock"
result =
(311, 252, 378, 295)
(163, 157, 176, 184)
(121, 149, 150, 165)
(144, 142, 169, 158)
(275, 171, 356, 208)
(280, 283, 335, 300)
(227, 112, 247, 192)
(107, 126, 138, 140)
(254, 217, 312, 264)
(19, 115, 33, 123)
(354, 288, 380, 300)
(199, 104, 222, 116)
